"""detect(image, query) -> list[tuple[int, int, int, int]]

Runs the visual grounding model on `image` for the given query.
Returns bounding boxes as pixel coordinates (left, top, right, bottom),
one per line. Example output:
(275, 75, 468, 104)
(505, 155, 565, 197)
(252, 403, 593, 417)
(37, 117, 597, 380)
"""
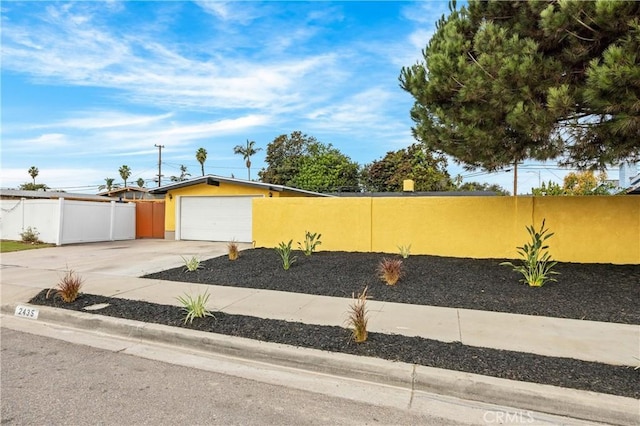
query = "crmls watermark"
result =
(483, 410, 535, 424)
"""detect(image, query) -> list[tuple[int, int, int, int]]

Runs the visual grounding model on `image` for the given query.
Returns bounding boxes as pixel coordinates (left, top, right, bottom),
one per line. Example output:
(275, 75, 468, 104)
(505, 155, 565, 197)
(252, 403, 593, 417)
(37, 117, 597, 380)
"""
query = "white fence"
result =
(0, 198, 135, 245)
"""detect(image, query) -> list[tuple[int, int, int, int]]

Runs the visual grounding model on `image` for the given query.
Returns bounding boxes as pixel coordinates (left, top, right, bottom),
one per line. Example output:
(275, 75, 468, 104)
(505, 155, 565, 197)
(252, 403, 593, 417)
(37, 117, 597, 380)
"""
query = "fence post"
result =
(110, 201, 116, 241)
(20, 197, 26, 233)
(56, 198, 64, 246)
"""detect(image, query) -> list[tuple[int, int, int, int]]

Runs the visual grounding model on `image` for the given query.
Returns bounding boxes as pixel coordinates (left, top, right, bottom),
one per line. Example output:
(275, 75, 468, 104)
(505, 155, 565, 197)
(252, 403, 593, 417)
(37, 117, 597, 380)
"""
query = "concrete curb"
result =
(3, 303, 638, 426)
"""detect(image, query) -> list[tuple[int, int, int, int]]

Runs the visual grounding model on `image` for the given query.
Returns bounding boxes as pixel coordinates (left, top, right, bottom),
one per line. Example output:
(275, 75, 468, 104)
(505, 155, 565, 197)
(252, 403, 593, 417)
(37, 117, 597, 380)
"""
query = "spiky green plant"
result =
(398, 244, 411, 259)
(176, 291, 214, 324)
(500, 219, 559, 287)
(346, 286, 369, 343)
(181, 255, 202, 272)
(298, 231, 322, 256)
(275, 240, 297, 270)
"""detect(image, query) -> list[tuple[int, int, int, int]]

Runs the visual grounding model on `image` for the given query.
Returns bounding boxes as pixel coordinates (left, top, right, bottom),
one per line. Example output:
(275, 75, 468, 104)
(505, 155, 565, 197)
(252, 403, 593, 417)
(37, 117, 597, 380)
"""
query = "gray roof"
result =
(148, 175, 332, 197)
(329, 191, 503, 197)
(0, 189, 119, 202)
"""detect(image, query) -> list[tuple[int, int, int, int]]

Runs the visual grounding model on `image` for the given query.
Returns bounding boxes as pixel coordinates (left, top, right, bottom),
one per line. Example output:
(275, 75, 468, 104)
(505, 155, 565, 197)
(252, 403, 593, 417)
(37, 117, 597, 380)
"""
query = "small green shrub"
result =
(298, 231, 322, 256)
(20, 226, 41, 244)
(346, 286, 369, 343)
(176, 291, 214, 324)
(500, 219, 559, 287)
(377, 258, 404, 286)
(181, 255, 202, 272)
(275, 240, 297, 270)
(398, 244, 411, 259)
(47, 268, 83, 303)
(227, 241, 239, 261)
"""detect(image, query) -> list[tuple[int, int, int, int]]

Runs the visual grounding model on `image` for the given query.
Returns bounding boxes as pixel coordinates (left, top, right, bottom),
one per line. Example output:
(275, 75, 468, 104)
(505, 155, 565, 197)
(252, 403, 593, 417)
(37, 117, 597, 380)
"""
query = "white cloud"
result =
(35, 112, 174, 130)
(1, 4, 345, 114)
(3, 133, 70, 153)
(194, 1, 264, 25)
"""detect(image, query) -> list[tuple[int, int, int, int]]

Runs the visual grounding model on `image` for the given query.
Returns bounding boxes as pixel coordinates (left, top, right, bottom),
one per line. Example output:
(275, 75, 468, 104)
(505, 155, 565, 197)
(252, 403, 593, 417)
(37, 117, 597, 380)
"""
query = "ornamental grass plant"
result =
(228, 241, 239, 261)
(176, 291, 214, 324)
(181, 255, 202, 272)
(47, 268, 84, 303)
(346, 286, 369, 343)
(377, 257, 404, 286)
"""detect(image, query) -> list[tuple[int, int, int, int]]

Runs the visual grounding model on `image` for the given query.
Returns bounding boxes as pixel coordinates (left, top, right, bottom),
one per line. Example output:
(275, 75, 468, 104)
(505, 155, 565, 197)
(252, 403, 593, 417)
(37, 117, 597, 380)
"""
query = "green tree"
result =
(196, 147, 207, 176)
(532, 171, 619, 195)
(28, 166, 39, 185)
(456, 181, 510, 196)
(259, 131, 316, 186)
(170, 165, 191, 182)
(291, 143, 360, 193)
(400, 0, 640, 171)
(99, 177, 119, 192)
(136, 178, 145, 188)
(531, 180, 564, 196)
(233, 140, 262, 180)
(361, 144, 453, 192)
(19, 183, 49, 191)
(119, 165, 131, 187)
(259, 131, 359, 192)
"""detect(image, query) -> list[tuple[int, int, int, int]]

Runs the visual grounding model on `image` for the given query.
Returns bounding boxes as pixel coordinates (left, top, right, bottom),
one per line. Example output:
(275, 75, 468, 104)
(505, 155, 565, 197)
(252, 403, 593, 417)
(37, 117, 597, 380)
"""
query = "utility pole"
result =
(154, 144, 164, 187)
(513, 162, 518, 196)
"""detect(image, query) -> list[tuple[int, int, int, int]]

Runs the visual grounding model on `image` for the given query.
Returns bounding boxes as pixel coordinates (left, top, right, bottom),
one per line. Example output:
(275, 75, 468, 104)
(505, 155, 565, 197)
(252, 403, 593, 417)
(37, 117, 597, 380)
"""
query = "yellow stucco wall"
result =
(163, 182, 306, 232)
(253, 196, 640, 264)
(253, 198, 372, 252)
(530, 196, 639, 264)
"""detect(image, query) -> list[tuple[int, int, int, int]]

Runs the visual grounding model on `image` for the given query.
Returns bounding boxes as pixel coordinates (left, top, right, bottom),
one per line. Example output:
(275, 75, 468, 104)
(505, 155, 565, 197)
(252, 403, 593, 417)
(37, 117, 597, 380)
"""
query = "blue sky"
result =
(1, 1, 609, 194)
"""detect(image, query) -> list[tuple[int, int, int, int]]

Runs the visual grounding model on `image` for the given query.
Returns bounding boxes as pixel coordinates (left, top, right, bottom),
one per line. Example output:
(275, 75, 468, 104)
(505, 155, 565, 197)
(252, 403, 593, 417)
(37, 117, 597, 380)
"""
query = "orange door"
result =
(136, 201, 165, 238)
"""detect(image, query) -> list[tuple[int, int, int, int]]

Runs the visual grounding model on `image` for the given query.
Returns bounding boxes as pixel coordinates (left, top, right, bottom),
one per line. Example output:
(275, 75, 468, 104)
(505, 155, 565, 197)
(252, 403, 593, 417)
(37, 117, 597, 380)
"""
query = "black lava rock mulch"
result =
(29, 290, 639, 399)
(143, 249, 640, 324)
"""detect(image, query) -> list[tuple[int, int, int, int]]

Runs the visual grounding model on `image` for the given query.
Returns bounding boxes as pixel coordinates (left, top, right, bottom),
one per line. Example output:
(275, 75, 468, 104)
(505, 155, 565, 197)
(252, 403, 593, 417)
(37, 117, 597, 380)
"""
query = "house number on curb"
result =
(14, 305, 39, 320)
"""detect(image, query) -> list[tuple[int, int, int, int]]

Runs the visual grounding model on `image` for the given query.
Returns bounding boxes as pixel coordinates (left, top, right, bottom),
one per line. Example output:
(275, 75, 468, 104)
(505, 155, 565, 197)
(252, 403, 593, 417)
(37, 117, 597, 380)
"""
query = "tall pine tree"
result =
(400, 0, 640, 170)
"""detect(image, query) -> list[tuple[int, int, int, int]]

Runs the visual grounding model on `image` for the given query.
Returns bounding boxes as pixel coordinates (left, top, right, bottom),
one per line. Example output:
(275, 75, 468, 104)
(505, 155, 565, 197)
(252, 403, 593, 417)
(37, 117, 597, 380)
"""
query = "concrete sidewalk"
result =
(1, 240, 639, 425)
(1, 240, 637, 367)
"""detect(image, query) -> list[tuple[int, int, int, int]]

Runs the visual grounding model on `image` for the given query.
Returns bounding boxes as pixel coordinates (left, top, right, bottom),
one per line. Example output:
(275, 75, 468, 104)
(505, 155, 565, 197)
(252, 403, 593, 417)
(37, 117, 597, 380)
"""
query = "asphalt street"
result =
(1, 328, 460, 426)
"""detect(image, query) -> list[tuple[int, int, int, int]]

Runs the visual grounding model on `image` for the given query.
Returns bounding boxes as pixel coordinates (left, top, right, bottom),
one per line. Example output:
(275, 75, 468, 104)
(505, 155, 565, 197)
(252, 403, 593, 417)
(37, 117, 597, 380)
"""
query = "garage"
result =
(148, 175, 327, 241)
(177, 196, 258, 242)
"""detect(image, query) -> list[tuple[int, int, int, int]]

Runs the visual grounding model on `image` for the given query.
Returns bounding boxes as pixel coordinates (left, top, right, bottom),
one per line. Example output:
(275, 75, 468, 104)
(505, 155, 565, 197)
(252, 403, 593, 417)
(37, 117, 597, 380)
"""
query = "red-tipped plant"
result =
(377, 258, 404, 286)
(48, 268, 84, 302)
(346, 286, 369, 343)
(228, 241, 239, 261)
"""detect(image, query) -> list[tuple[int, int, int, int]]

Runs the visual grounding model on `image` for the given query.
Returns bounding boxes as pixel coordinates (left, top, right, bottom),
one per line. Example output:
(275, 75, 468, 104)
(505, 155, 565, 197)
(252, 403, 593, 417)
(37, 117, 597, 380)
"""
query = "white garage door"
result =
(178, 196, 256, 242)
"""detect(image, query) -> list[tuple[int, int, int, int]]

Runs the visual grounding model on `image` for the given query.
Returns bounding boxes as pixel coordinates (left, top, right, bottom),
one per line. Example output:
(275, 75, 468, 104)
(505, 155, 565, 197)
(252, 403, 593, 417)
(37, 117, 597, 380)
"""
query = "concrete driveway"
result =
(1, 239, 250, 305)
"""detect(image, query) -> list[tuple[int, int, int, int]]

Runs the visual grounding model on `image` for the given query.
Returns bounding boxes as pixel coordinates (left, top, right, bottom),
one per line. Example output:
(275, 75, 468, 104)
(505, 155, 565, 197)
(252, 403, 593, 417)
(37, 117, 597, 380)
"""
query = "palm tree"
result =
(28, 166, 39, 185)
(99, 177, 118, 192)
(196, 148, 207, 176)
(136, 178, 145, 188)
(170, 165, 191, 182)
(233, 140, 262, 180)
(119, 165, 131, 187)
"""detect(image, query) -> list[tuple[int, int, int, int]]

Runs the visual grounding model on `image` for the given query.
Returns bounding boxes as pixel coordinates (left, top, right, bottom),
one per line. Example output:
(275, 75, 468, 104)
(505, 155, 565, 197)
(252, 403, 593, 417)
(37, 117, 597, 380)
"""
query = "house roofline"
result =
(0, 189, 119, 202)
(147, 175, 332, 197)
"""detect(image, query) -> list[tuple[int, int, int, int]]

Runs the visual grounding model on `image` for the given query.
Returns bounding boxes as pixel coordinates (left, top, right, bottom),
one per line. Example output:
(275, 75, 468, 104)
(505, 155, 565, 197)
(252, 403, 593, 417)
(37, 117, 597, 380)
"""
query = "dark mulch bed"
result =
(29, 289, 639, 399)
(143, 249, 640, 324)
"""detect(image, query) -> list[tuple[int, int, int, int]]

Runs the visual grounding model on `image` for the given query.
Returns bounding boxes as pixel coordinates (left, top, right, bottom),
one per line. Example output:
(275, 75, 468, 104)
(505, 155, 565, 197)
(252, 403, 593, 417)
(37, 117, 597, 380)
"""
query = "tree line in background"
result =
(18, 129, 622, 196)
